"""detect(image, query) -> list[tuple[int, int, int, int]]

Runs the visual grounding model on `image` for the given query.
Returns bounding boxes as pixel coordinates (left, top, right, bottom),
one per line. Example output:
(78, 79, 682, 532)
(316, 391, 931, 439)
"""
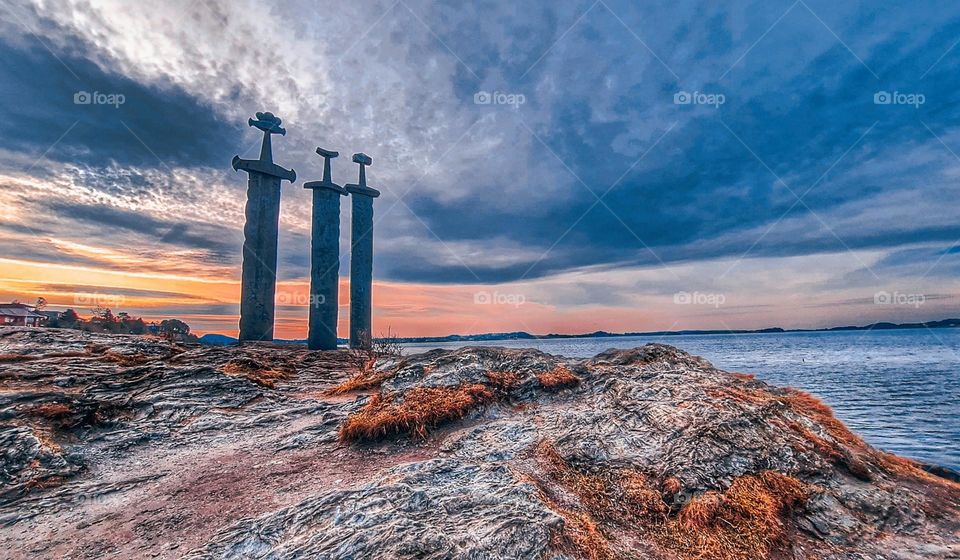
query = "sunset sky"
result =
(1, 0, 959, 339)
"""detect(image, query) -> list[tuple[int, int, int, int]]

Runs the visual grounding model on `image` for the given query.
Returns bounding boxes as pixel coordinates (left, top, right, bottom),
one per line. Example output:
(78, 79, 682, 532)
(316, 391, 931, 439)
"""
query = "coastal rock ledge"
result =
(0, 327, 957, 559)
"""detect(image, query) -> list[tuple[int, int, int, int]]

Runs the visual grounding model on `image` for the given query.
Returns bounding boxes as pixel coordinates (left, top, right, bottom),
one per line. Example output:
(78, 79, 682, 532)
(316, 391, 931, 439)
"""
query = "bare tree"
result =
(373, 327, 404, 358)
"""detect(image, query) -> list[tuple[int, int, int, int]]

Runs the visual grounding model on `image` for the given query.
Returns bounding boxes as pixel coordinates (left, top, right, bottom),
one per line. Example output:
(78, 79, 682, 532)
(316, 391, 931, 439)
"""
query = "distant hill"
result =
(198, 333, 238, 346)
(198, 319, 959, 346)
(823, 318, 960, 331)
(389, 319, 958, 344)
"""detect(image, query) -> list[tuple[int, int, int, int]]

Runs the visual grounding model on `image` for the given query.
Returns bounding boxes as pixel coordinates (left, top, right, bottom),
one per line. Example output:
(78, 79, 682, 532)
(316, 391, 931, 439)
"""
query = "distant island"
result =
(199, 318, 960, 346)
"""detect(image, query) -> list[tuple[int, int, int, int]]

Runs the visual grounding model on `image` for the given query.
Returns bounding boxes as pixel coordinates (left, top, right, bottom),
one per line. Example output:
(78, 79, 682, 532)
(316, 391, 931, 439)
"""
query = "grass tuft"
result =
(551, 509, 615, 560)
(222, 357, 290, 388)
(102, 351, 153, 367)
(783, 389, 959, 487)
(30, 403, 72, 418)
(784, 389, 867, 450)
(678, 490, 722, 529)
(537, 366, 580, 391)
(663, 471, 807, 559)
(339, 384, 495, 442)
(536, 441, 668, 524)
(534, 440, 809, 560)
(662, 476, 682, 496)
(485, 370, 522, 391)
(326, 370, 395, 395)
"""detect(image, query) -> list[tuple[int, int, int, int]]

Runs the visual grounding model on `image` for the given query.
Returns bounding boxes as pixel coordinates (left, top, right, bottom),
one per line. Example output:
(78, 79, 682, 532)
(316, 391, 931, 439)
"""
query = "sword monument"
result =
(346, 153, 380, 350)
(304, 148, 347, 350)
(232, 112, 296, 342)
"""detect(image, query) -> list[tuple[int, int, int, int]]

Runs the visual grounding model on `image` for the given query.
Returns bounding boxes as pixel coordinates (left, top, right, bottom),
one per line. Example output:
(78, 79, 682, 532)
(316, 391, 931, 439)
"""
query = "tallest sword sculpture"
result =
(232, 112, 296, 342)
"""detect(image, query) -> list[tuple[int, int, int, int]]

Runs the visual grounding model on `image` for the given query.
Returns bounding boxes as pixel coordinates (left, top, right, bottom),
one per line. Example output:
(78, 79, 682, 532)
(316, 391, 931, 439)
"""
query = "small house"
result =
(0, 303, 47, 327)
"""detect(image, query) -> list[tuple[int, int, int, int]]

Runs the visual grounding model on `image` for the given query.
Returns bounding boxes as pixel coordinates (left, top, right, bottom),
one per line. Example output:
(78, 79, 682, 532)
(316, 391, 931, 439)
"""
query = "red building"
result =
(0, 303, 46, 327)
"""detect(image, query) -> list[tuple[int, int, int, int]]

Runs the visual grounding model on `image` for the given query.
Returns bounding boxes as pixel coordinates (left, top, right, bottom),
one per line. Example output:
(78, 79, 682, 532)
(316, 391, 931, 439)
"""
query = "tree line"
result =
(25, 298, 198, 342)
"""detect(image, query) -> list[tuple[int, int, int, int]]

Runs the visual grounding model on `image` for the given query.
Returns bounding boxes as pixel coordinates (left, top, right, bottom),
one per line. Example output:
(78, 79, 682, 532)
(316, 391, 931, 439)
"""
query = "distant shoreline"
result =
(198, 318, 960, 346)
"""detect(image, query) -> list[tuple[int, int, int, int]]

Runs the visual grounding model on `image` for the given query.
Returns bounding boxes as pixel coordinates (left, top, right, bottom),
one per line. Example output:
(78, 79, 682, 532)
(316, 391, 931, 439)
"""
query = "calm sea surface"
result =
(402, 329, 960, 470)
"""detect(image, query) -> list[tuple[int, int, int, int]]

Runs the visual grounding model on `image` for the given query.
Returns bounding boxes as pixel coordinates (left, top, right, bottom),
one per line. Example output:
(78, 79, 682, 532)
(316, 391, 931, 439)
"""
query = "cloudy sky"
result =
(1, 0, 959, 338)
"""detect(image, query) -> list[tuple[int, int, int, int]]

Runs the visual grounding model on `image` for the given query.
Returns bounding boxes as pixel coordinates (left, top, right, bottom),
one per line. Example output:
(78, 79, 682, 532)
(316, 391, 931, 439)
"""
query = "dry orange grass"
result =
(706, 385, 773, 406)
(878, 449, 960, 497)
(790, 391, 868, 474)
(783, 389, 960, 489)
(25, 475, 66, 491)
(784, 389, 867, 450)
(485, 370, 522, 391)
(221, 358, 291, 388)
(550, 508, 616, 560)
(534, 441, 809, 560)
(326, 370, 395, 395)
(102, 352, 154, 367)
(678, 490, 722, 528)
(537, 366, 580, 391)
(536, 442, 668, 524)
(30, 403, 72, 418)
(664, 471, 808, 560)
(28, 425, 64, 453)
(783, 418, 875, 480)
(662, 476, 682, 496)
(339, 384, 495, 442)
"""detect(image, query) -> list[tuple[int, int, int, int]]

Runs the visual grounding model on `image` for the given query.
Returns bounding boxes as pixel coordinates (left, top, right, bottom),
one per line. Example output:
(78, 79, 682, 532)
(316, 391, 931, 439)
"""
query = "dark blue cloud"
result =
(383, 1, 960, 283)
(0, 39, 239, 171)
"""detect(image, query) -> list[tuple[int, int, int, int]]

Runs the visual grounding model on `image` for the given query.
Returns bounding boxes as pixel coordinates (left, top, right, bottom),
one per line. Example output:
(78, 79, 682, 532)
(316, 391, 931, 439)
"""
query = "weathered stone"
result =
(345, 153, 380, 350)
(303, 148, 347, 350)
(232, 112, 296, 342)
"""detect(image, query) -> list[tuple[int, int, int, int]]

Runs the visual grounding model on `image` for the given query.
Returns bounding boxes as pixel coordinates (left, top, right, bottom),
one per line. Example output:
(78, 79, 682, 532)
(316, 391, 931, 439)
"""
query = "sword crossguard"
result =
(344, 152, 380, 198)
(303, 147, 346, 194)
(232, 111, 296, 183)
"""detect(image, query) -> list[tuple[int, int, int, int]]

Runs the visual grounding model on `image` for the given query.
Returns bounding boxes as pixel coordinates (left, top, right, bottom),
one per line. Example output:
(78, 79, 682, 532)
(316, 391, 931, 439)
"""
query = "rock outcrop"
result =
(0, 327, 957, 559)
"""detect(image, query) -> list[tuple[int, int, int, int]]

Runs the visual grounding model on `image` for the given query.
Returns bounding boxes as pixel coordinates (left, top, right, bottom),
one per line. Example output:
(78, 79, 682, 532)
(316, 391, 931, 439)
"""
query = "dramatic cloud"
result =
(1, 0, 958, 335)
